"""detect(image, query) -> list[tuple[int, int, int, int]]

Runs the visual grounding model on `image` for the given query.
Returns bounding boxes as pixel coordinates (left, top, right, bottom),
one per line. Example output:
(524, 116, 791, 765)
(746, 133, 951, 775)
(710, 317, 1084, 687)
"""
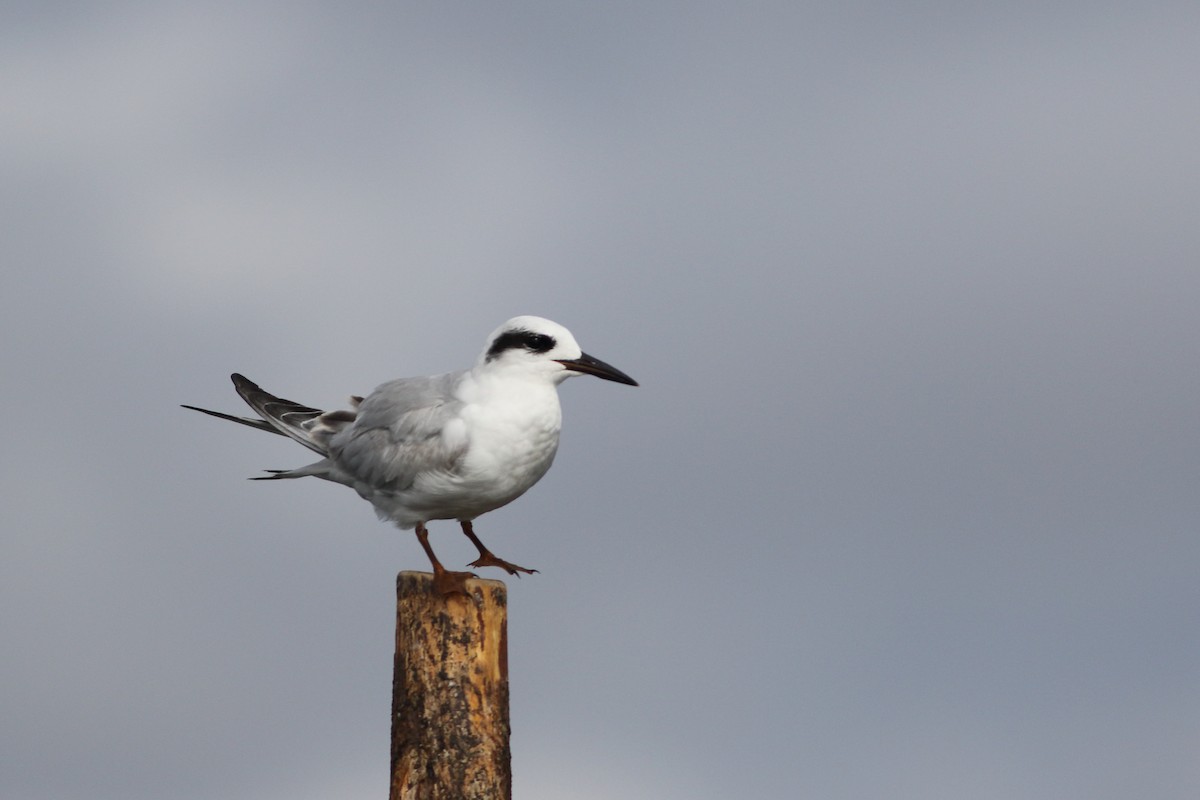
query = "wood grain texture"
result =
(390, 572, 510, 800)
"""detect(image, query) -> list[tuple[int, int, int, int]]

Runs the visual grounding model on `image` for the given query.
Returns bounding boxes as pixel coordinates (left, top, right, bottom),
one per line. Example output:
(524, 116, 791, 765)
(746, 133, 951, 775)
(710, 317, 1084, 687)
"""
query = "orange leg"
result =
(415, 522, 477, 596)
(460, 520, 538, 576)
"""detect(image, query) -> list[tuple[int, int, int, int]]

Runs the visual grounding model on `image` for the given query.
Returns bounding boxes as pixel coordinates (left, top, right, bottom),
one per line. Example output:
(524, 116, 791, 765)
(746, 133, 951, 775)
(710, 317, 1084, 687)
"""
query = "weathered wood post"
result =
(390, 572, 511, 800)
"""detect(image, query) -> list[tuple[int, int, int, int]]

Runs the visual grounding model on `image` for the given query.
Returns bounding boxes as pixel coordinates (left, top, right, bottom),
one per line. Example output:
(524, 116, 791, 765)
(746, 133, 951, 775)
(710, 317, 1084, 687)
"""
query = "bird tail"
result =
(183, 373, 357, 457)
(249, 463, 333, 481)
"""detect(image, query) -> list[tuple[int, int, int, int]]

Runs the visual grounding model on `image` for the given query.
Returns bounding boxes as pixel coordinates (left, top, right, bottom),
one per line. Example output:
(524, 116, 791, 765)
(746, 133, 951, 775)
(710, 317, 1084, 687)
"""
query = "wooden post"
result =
(390, 572, 511, 800)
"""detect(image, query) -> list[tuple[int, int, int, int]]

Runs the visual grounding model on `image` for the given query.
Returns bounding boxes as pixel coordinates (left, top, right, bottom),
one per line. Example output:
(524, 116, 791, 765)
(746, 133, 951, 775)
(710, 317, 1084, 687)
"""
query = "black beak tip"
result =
(612, 370, 639, 387)
(557, 353, 639, 386)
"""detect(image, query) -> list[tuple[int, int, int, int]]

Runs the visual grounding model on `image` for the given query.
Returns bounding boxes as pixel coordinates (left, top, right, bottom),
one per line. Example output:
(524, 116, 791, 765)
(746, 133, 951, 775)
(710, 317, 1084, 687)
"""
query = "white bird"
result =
(184, 316, 638, 595)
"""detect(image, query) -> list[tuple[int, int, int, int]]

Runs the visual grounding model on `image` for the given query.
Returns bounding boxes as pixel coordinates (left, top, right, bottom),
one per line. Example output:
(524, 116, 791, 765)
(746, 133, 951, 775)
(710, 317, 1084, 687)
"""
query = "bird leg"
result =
(460, 520, 538, 576)
(415, 522, 477, 596)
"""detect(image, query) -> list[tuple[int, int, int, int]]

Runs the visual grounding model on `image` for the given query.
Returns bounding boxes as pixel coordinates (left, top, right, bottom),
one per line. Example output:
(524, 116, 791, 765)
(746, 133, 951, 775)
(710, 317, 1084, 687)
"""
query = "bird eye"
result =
(524, 333, 555, 353)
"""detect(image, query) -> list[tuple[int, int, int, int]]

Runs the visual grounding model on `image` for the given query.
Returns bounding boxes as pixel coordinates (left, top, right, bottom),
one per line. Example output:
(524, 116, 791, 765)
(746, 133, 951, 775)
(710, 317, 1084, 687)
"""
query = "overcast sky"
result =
(3, 2, 1199, 799)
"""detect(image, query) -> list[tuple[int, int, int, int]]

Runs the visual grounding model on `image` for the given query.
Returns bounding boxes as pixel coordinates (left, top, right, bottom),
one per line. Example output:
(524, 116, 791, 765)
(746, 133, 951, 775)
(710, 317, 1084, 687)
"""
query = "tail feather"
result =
(184, 373, 357, 457)
(249, 465, 328, 480)
(180, 404, 284, 436)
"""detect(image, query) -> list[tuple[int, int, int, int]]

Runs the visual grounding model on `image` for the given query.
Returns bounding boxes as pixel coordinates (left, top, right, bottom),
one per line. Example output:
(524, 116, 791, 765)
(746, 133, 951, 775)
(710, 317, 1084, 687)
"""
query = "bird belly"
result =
(358, 416, 560, 528)
(453, 420, 560, 510)
(444, 396, 561, 511)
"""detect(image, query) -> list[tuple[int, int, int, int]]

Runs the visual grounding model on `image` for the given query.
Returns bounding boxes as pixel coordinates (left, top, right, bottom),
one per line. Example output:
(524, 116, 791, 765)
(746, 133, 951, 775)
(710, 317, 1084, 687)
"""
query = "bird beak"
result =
(555, 352, 639, 386)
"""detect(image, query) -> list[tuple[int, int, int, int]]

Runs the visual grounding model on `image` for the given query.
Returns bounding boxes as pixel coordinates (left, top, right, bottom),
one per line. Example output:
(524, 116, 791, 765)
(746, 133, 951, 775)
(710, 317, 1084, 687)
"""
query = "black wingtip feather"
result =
(249, 470, 289, 481)
(181, 403, 285, 435)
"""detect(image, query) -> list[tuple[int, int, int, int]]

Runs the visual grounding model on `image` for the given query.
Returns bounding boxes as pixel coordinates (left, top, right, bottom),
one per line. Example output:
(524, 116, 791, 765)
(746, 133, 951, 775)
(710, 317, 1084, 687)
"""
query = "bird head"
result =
(478, 316, 638, 387)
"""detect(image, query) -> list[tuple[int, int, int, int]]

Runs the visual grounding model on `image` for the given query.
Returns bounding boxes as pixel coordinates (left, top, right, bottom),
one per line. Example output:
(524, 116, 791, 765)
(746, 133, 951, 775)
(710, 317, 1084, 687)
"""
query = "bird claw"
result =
(431, 568, 479, 598)
(468, 551, 539, 577)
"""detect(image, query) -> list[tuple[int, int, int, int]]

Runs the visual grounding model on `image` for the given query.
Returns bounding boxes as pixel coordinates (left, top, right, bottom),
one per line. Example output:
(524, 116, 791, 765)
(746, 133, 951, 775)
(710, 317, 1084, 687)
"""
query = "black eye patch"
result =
(524, 333, 555, 352)
(486, 329, 557, 360)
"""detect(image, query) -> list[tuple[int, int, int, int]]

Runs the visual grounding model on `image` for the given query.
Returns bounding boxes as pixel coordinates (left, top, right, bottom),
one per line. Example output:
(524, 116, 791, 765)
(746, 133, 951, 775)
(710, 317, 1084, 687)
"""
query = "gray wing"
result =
(328, 371, 469, 491)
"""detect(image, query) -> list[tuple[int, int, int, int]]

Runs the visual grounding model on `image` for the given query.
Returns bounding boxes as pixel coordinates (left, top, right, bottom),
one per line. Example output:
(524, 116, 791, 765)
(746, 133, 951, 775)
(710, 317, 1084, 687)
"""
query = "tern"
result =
(184, 316, 638, 595)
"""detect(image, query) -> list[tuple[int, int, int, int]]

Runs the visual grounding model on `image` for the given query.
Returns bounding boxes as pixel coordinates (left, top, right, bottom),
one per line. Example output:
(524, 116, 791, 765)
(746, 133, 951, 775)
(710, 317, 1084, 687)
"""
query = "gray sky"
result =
(3, 2, 1198, 798)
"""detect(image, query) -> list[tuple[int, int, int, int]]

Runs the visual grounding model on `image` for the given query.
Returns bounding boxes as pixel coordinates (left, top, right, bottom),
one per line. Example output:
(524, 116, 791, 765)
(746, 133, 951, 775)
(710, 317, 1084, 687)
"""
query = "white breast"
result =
(455, 374, 563, 505)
